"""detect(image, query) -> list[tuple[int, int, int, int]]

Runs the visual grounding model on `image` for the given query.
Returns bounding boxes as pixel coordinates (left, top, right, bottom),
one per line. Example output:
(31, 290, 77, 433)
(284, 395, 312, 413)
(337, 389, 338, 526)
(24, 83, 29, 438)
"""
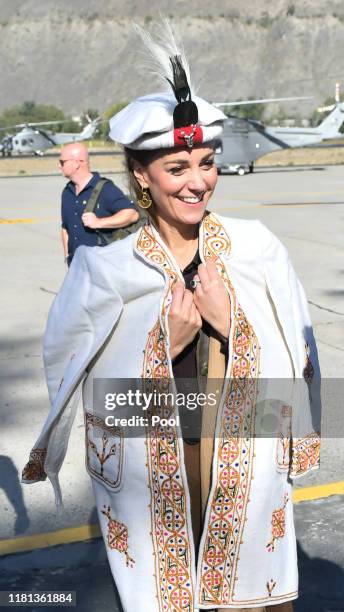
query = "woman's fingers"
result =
(206, 260, 221, 280)
(192, 303, 203, 326)
(197, 263, 210, 290)
(170, 281, 185, 313)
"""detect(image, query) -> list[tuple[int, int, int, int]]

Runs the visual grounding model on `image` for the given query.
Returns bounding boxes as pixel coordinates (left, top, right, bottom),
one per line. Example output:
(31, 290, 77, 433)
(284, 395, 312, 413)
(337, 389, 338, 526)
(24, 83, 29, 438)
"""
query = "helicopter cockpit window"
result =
(28, 139, 34, 144)
(21, 139, 27, 145)
(14, 140, 18, 145)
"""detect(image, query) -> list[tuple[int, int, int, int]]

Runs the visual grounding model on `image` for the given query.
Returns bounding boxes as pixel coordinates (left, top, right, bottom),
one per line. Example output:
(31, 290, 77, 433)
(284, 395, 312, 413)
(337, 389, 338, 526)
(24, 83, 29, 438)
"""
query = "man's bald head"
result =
(59, 142, 91, 181)
(60, 142, 89, 164)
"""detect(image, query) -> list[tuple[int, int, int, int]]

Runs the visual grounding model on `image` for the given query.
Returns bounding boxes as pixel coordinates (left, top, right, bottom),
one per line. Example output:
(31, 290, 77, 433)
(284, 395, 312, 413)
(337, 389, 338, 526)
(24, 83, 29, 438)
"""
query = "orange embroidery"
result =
(290, 433, 320, 477)
(101, 505, 135, 568)
(22, 449, 47, 482)
(199, 214, 260, 606)
(137, 222, 195, 612)
(266, 493, 289, 552)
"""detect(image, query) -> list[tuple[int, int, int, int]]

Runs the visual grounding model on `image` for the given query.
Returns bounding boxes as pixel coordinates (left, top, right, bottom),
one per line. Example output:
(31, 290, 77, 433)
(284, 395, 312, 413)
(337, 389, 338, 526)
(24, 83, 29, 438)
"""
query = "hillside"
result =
(1, 1, 344, 115)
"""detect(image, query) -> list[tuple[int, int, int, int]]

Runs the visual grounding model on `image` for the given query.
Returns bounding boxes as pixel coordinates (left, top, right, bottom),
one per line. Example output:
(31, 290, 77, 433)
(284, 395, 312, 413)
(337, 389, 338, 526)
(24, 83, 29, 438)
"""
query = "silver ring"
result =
(190, 279, 201, 289)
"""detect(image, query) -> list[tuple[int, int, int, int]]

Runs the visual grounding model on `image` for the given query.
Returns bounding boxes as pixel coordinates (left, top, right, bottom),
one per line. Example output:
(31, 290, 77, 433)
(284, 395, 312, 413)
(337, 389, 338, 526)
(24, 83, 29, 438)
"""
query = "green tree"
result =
(222, 98, 266, 122)
(0, 101, 67, 129)
(0, 101, 86, 136)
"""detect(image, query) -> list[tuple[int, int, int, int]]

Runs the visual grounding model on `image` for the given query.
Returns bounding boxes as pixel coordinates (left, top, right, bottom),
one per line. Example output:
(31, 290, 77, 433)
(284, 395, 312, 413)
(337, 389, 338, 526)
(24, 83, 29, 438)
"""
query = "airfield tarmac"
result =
(0, 165, 343, 556)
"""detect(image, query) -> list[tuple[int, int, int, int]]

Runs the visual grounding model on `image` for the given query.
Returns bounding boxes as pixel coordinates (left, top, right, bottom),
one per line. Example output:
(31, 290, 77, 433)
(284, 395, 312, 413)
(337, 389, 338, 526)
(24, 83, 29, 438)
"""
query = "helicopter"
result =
(0, 116, 100, 157)
(213, 85, 344, 174)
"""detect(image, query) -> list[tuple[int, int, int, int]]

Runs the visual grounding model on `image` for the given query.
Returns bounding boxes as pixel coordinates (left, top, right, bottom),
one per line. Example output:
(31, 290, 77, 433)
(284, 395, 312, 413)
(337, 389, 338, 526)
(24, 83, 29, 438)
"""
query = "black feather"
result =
(166, 55, 191, 103)
(165, 55, 199, 129)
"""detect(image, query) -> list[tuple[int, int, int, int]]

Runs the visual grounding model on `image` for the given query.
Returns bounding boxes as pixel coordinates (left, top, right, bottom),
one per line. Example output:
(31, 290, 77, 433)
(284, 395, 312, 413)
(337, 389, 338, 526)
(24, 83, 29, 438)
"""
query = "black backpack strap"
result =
(85, 178, 109, 213)
(84, 176, 144, 246)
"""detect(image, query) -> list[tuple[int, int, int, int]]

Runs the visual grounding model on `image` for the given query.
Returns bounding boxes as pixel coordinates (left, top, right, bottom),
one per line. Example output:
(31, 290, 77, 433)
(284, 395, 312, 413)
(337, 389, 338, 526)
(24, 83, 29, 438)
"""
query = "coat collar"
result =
(134, 211, 231, 278)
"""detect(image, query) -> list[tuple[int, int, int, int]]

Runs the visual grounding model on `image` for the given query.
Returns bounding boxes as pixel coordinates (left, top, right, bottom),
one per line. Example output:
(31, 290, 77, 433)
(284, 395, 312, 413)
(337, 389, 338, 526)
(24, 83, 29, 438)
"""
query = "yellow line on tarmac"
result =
(0, 218, 36, 224)
(0, 523, 101, 556)
(0, 481, 343, 556)
(0, 217, 59, 224)
(293, 480, 344, 504)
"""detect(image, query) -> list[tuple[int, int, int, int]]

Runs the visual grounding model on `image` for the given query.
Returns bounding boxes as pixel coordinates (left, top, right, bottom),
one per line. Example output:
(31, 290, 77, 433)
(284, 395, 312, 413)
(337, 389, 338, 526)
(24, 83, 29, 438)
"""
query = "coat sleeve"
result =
(257, 221, 321, 479)
(21, 247, 94, 490)
(43, 246, 93, 404)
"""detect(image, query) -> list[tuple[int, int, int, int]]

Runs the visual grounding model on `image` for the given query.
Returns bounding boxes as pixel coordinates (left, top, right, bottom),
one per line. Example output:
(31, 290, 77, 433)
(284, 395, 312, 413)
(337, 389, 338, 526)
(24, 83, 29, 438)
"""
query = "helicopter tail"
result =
(316, 103, 344, 138)
(77, 118, 100, 141)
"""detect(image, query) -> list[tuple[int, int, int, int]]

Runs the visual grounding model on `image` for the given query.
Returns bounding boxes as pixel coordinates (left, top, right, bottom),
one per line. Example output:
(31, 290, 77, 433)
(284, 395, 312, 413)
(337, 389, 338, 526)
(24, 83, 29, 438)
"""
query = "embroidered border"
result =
(199, 213, 260, 606)
(22, 448, 47, 482)
(137, 223, 195, 612)
(290, 433, 320, 477)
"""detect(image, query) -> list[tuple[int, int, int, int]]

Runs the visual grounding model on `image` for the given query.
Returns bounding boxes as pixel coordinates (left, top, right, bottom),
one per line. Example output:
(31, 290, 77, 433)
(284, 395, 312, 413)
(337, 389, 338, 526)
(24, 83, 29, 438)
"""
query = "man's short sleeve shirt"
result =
(61, 172, 136, 256)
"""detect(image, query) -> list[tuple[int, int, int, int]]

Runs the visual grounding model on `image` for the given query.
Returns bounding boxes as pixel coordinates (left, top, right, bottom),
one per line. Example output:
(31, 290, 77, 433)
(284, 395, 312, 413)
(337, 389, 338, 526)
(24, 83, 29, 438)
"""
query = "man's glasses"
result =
(59, 159, 86, 166)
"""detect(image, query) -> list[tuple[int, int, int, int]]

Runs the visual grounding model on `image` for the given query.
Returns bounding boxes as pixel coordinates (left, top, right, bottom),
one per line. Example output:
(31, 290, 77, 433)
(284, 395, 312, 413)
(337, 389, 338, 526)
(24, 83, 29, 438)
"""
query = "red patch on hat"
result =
(173, 125, 203, 148)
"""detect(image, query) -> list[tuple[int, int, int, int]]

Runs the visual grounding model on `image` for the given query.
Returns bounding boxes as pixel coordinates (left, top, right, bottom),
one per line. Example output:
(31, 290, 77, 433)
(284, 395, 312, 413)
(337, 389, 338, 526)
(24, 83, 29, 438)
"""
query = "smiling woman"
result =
(23, 20, 321, 612)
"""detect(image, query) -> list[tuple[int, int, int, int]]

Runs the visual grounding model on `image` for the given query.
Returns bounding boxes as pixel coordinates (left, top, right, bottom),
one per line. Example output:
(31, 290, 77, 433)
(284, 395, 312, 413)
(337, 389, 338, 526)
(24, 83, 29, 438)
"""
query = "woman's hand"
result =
(168, 281, 202, 360)
(193, 261, 231, 339)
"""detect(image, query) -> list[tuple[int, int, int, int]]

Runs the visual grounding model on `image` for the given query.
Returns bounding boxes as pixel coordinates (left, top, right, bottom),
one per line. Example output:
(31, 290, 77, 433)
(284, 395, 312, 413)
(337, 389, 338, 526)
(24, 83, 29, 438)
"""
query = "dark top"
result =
(172, 251, 229, 380)
(61, 172, 136, 259)
(172, 252, 229, 443)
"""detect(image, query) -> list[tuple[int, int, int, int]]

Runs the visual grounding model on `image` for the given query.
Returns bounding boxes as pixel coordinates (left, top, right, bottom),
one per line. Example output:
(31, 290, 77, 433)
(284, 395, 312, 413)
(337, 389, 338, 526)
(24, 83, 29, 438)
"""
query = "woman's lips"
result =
(176, 193, 205, 205)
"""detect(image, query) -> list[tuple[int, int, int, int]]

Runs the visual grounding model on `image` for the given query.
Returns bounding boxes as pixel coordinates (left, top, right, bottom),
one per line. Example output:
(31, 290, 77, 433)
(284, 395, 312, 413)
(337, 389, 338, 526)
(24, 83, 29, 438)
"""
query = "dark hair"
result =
(123, 141, 216, 216)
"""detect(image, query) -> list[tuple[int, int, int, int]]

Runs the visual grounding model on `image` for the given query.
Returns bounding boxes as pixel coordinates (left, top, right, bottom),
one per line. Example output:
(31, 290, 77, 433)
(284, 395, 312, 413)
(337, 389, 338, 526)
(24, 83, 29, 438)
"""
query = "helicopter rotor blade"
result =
(213, 96, 313, 107)
(0, 119, 74, 131)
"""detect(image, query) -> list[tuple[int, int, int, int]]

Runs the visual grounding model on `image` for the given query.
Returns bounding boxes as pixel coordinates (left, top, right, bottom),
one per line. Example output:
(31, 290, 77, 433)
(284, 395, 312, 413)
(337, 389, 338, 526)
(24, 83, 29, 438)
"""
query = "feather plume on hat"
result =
(133, 19, 194, 98)
(109, 19, 225, 150)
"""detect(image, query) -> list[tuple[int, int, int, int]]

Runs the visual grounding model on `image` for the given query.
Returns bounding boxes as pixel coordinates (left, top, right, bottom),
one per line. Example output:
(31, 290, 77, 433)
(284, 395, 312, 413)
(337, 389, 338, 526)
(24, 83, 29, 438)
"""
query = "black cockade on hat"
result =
(166, 55, 198, 129)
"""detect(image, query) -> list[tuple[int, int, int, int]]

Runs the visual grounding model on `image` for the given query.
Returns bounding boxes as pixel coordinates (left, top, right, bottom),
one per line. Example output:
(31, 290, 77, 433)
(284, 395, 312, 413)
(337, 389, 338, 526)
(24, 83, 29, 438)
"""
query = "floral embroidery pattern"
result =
(101, 505, 135, 567)
(199, 214, 260, 606)
(137, 222, 195, 612)
(22, 448, 47, 482)
(266, 493, 289, 552)
(290, 433, 320, 477)
(85, 413, 123, 489)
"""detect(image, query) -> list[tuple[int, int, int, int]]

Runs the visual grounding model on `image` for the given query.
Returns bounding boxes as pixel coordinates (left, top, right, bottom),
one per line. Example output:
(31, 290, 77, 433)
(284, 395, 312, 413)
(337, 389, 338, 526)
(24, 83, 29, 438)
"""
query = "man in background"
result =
(59, 142, 138, 265)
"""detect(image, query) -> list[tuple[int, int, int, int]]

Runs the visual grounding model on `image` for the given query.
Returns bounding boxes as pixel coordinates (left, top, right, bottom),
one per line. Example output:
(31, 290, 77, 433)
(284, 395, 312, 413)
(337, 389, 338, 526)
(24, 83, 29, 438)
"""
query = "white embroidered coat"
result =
(23, 213, 321, 611)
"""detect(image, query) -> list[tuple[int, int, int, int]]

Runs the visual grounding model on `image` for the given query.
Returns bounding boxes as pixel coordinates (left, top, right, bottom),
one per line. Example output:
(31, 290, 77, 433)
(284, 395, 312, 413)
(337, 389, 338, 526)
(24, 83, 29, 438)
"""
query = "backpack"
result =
(85, 177, 145, 245)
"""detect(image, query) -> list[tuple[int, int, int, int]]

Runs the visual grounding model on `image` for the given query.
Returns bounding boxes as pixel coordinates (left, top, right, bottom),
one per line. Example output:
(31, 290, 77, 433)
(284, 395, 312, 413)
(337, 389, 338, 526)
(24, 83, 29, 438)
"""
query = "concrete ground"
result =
(0, 495, 343, 611)
(0, 164, 343, 610)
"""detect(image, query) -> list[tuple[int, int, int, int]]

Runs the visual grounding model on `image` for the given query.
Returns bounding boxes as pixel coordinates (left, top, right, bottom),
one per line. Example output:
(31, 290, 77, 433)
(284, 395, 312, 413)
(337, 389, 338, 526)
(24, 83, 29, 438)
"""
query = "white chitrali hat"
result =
(109, 22, 226, 150)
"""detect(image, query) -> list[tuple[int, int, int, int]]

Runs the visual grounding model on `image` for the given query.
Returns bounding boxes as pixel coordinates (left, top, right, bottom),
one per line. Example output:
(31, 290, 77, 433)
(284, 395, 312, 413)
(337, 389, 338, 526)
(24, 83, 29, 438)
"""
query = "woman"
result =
(23, 24, 320, 612)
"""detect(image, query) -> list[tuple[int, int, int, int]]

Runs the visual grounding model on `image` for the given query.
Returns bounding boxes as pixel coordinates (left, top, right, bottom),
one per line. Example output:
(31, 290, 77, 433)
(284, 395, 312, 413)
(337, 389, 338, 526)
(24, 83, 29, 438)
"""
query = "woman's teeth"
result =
(179, 195, 203, 203)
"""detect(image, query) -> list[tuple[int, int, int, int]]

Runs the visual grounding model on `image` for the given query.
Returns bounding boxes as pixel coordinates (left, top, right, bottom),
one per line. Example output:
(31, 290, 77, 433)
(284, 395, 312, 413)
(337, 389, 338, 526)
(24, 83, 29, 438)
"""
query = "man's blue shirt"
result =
(61, 172, 135, 258)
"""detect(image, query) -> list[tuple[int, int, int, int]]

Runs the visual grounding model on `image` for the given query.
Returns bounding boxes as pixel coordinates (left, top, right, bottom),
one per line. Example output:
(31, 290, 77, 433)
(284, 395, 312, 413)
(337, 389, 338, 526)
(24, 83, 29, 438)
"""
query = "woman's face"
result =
(134, 145, 218, 227)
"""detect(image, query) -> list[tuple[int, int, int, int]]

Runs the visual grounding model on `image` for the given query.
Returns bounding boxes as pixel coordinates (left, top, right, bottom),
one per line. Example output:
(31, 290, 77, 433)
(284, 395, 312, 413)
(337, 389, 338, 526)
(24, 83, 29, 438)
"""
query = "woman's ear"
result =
(132, 161, 149, 190)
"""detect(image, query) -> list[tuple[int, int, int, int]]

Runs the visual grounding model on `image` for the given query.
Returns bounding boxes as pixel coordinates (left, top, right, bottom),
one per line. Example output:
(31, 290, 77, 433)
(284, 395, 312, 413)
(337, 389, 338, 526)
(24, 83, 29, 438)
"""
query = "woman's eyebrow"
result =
(163, 159, 189, 166)
(201, 152, 215, 160)
(163, 153, 215, 166)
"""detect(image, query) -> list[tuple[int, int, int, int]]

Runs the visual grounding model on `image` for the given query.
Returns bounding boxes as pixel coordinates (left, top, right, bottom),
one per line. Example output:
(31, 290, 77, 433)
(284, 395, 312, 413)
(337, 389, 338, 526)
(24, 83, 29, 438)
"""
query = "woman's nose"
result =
(187, 169, 206, 191)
